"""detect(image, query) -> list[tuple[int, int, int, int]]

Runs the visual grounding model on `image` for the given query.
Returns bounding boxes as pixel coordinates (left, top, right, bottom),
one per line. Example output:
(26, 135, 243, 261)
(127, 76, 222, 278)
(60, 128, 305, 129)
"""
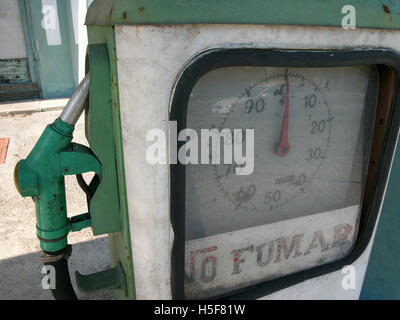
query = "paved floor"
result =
(0, 108, 113, 300)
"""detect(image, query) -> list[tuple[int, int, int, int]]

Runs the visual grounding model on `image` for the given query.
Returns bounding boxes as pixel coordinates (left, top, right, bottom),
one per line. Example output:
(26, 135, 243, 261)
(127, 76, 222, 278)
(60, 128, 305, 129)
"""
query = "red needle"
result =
(276, 70, 290, 157)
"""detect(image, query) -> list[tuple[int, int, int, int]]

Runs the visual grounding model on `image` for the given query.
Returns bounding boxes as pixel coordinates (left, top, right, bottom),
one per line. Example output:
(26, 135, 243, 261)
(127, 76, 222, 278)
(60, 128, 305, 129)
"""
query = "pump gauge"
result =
(213, 69, 333, 214)
(169, 49, 398, 299)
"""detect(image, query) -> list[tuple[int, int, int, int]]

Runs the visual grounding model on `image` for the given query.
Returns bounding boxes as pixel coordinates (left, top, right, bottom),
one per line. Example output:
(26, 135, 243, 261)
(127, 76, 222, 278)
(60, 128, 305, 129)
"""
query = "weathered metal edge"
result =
(86, 25, 136, 300)
(86, 0, 400, 30)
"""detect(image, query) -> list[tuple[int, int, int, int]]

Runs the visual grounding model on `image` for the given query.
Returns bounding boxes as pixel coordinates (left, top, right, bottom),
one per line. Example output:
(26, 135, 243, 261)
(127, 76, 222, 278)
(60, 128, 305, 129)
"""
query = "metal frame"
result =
(86, 0, 400, 30)
(169, 48, 400, 299)
(85, 26, 136, 300)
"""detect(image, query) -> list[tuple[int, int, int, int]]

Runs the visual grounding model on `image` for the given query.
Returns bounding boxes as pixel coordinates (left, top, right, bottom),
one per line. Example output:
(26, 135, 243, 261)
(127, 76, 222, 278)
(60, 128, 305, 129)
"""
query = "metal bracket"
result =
(75, 262, 127, 296)
(59, 143, 102, 179)
(69, 212, 91, 232)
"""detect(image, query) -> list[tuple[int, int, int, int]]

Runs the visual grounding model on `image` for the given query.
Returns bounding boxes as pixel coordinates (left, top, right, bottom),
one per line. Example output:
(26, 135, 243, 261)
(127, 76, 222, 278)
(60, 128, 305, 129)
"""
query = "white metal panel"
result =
(186, 205, 359, 299)
(115, 24, 400, 299)
(0, 0, 27, 59)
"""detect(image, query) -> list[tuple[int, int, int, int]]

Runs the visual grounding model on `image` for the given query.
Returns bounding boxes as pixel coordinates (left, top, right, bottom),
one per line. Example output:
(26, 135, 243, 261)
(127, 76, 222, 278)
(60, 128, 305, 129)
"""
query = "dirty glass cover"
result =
(184, 66, 379, 298)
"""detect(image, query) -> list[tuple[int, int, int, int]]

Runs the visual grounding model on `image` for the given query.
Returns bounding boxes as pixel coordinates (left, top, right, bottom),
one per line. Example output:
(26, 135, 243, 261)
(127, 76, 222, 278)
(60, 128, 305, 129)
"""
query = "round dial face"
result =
(183, 63, 379, 300)
(185, 65, 378, 240)
(213, 70, 333, 213)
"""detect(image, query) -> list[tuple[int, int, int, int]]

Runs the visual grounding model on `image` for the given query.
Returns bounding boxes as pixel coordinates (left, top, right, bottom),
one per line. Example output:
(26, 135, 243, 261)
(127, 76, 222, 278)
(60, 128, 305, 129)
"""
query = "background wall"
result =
(22, 0, 89, 99)
(0, 0, 90, 101)
(0, 0, 27, 60)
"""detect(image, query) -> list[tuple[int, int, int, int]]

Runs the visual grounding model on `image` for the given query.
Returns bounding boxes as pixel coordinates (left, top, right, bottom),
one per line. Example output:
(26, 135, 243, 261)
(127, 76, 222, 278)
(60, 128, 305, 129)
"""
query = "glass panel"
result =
(184, 66, 379, 298)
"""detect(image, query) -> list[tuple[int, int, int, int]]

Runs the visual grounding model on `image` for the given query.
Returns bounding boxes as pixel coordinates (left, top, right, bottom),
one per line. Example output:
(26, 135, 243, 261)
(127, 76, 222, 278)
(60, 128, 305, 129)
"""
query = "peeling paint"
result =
(0, 59, 30, 84)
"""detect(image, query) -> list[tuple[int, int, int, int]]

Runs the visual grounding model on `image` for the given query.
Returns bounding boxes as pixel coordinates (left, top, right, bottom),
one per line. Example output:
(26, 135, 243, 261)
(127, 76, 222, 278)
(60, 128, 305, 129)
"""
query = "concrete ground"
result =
(0, 101, 113, 300)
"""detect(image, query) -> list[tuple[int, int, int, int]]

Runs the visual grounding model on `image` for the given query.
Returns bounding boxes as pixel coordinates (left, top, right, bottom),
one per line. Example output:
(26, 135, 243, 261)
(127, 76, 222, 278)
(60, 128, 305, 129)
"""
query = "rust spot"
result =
(382, 4, 391, 15)
(138, 6, 145, 12)
(382, 4, 392, 23)
(122, 11, 127, 20)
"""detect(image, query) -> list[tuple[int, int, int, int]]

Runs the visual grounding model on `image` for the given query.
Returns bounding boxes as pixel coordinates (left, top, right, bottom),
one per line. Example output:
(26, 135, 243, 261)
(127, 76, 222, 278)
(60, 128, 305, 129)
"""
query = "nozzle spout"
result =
(59, 73, 90, 125)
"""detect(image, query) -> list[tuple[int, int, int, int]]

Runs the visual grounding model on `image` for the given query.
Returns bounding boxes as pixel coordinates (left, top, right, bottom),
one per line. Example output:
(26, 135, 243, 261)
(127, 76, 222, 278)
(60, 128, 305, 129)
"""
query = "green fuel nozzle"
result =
(16, 118, 75, 252)
(14, 73, 100, 253)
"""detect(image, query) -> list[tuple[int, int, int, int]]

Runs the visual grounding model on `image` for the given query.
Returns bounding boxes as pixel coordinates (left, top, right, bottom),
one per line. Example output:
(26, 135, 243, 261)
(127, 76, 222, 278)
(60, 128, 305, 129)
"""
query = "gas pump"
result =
(14, 0, 400, 300)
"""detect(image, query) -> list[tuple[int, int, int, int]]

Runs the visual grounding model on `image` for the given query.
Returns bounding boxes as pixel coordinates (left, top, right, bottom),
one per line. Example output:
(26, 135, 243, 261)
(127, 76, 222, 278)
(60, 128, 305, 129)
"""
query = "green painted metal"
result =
(76, 262, 126, 294)
(60, 144, 102, 179)
(16, 118, 72, 252)
(86, 43, 121, 235)
(360, 139, 400, 299)
(15, 118, 101, 252)
(86, 25, 136, 300)
(86, 0, 400, 30)
(70, 212, 91, 232)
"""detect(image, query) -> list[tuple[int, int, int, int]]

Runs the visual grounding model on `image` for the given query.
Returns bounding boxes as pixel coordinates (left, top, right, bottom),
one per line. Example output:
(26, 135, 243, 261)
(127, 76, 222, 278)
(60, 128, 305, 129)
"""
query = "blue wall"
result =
(361, 138, 400, 299)
(20, 0, 85, 99)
